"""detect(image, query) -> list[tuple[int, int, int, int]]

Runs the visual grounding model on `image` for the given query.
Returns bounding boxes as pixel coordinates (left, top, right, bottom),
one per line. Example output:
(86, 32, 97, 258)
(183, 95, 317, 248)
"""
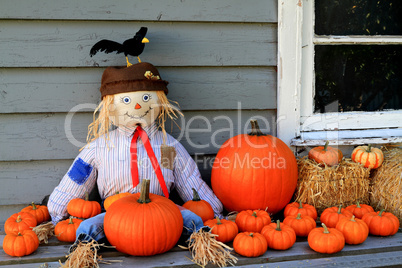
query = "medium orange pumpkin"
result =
(211, 120, 298, 214)
(283, 201, 318, 220)
(104, 191, 132, 211)
(261, 220, 296, 250)
(3, 230, 39, 257)
(67, 192, 101, 219)
(204, 217, 238, 243)
(308, 223, 345, 254)
(233, 232, 267, 257)
(345, 201, 374, 219)
(283, 213, 316, 237)
(351, 145, 384, 169)
(4, 212, 37, 235)
(55, 216, 83, 242)
(320, 205, 353, 228)
(235, 209, 271, 233)
(182, 188, 215, 222)
(104, 180, 183, 256)
(308, 141, 343, 166)
(362, 209, 399, 236)
(336, 215, 369, 245)
(20, 202, 50, 224)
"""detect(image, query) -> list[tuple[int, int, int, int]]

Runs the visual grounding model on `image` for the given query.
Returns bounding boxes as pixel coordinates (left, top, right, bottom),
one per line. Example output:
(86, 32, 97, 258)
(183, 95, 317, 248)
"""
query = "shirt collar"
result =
(117, 122, 159, 138)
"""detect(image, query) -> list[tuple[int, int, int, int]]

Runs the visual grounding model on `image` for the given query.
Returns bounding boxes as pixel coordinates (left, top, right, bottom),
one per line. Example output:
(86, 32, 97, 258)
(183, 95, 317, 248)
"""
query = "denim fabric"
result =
(75, 212, 106, 242)
(181, 210, 204, 235)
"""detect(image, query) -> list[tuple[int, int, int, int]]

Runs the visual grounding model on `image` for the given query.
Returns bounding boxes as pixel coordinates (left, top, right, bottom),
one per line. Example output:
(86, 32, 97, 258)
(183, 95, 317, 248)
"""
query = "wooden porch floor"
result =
(1, 229, 401, 267)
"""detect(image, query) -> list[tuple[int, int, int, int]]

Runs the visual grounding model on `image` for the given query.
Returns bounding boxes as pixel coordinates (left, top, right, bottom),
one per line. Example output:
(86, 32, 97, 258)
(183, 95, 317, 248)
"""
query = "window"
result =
(277, 0, 402, 147)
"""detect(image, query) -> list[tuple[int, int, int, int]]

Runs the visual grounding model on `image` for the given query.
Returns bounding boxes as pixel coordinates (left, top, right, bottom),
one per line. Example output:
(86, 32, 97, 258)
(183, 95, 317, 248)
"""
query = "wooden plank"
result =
(0, 110, 276, 161)
(0, 21, 277, 68)
(0, 0, 278, 23)
(0, 67, 277, 113)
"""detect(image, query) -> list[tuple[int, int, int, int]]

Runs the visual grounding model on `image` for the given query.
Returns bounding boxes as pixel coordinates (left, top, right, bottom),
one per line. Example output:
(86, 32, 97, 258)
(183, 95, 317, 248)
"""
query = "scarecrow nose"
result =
(135, 103, 142, 109)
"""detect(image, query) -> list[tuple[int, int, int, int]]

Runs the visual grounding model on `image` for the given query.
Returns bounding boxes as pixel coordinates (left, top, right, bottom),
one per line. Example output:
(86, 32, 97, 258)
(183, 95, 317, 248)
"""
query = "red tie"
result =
(130, 125, 169, 198)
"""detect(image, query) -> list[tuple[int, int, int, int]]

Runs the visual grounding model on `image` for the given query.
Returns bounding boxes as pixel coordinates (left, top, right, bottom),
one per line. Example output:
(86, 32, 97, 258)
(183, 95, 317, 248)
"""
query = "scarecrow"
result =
(47, 29, 224, 257)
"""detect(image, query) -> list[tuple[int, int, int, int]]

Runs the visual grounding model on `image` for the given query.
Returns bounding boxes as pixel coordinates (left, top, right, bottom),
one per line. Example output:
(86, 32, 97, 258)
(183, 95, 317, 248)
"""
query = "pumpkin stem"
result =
(367, 144, 372, 152)
(68, 216, 74, 224)
(275, 220, 281, 231)
(378, 209, 385, 216)
(84, 192, 89, 201)
(324, 141, 329, 151)
(16, 215, 22, 223)
(115, 191, 120, 195)
(31, 202, 37, 210)
(137, 179, 151, 204)
(351, 215, 356, 222)
(191, 188, 201, 201)
(249, 120, 266, 136)
(17, 232, 22, 236)
(296, 213, 302, 220)
(322, 223, 330, 234)
(356, 201, 361, 208)
(298, 200, 303, 209)
(252, 211, 257, 217)
(249, 233, 254, 237)
(337, 204, 342, 214)
(216, 217, 222, 225)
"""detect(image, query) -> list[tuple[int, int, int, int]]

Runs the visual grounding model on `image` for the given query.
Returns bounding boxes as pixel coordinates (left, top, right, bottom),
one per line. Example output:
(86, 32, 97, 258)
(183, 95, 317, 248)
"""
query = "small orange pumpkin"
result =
(362, 209, 399, 236)
(20, 202, 50, 224)
(261, 220, 296, 250)
(320, 205, 353, 228)
(104, 191, 132, 211)
(283, 200, 318, 220)
(55, 216, 83, 242)
(283, 213, 316, 237)
(308, 223, 345, 254)
(204, 217, 238, 243)
(3, 230, 39, 257)
(233, 232, 267, 257)
(345, 201, 374, 219)
(336, 215, 369, 245)
(4, 212, 37, 235)
(182, 188, 215, 222)
(351, 144, 384, 169)
(67, 192, 102, 219)
(235, 210, 271, 233)
(308, 141, 343, 166)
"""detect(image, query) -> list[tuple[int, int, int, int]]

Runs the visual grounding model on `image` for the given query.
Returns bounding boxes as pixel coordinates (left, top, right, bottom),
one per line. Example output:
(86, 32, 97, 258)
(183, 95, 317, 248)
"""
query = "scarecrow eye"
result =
(142, 94, 151, 102)
(122, 97, 131, 104)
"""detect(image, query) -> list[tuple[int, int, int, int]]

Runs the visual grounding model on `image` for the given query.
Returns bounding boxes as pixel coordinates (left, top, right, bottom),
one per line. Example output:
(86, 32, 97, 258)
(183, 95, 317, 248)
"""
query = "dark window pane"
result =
(315, 45, 402, 113)
(315, 1, 402, 35)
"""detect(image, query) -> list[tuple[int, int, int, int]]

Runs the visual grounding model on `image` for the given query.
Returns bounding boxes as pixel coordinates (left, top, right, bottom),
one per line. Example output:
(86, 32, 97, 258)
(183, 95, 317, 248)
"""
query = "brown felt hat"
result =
(100, 62, 169, 99)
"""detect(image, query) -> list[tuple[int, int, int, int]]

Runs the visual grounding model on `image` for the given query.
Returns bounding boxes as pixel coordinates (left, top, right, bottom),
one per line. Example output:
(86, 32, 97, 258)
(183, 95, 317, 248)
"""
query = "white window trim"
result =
(277, 0, 402, 147)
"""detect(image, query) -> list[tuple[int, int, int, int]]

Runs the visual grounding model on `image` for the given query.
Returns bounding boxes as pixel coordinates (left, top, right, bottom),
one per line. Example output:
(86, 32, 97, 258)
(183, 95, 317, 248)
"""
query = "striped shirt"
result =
(48, 123, 223, 224)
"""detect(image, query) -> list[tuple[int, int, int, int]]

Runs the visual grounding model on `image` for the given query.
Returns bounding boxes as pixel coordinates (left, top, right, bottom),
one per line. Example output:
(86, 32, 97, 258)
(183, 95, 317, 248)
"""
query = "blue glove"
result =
(181, 209, 204, 235)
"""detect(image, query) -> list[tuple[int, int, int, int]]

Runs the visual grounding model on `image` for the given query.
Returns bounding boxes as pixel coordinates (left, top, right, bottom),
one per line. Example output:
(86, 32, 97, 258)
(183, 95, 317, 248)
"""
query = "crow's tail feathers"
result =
(89, 40, 124, 57)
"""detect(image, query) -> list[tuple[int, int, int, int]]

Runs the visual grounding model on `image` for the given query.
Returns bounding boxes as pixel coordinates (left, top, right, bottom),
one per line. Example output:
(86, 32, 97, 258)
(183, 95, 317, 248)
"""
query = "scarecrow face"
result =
(110, 91, 160, 128)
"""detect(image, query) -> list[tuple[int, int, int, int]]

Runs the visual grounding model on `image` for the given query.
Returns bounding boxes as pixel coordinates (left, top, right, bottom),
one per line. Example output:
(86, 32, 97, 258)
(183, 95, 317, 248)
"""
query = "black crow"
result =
(90, 27, 149, 66)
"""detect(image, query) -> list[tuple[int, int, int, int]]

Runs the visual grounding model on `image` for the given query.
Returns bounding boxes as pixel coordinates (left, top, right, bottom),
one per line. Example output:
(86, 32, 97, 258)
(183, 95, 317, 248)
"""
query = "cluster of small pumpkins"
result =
(308, 141, 384, 169)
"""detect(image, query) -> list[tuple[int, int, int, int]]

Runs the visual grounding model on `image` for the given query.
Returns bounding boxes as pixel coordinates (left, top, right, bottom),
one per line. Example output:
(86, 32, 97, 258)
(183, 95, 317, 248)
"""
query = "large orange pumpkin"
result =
(104, 180, 183, 256)
(211, 120, 298, 214)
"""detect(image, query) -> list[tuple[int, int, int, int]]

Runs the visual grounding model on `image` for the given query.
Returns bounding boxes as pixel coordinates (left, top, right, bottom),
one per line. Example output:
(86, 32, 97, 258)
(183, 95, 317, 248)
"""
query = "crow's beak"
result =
(142, 37, 149, 43)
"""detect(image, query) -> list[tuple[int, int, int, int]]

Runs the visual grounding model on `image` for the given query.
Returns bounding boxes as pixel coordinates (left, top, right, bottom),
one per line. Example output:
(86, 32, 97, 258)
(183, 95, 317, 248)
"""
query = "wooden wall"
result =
(0, 0, 278, 221)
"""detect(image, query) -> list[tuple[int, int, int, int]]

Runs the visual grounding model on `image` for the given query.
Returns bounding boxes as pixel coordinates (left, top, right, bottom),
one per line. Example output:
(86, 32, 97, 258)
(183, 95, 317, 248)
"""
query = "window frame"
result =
(277, 0, 402, 147)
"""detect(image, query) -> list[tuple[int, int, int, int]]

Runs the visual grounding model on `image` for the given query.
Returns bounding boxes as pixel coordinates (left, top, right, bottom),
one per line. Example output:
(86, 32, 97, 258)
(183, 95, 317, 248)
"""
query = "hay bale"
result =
(370, 147, 402, 227)
(294, 157, 370, 214)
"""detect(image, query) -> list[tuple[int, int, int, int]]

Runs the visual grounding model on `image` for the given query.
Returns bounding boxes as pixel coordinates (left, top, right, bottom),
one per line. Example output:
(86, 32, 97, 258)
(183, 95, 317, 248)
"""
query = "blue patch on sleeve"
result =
(68, 158, 93, 185)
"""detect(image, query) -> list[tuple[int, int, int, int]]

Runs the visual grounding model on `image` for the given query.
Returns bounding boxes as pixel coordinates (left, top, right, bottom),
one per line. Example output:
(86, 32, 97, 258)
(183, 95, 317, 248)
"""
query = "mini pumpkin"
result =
(3, 230, 39, 257)
(283, 200, 318, 220)
(283, 213, 316, 237)
(104, 191, 132, 211)
(308, 141, 343, 166)
(4, 212, 37, 235)
(20, 202, 50, 224)
(320, 205, 353, 228)
(204, 217, 238, 243)
(362, 209, 399, 236)
(308, 223, 345, 254)
(55, 216, 83, 242)
(345, 201, 374, 219)
(235, 209, 271, 233)
(336, 215, 369, 245)
(233, 232, 267, 257)
(351, 144, 384, 169)
(67, 192, 101, 219)
(182, 188, 215, 222)
(261, 220, 296, 250)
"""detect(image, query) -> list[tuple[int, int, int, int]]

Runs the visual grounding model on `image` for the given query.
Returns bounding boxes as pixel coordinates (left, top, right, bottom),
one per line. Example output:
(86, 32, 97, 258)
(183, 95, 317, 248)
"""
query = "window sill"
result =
(291, 137, 402, 147)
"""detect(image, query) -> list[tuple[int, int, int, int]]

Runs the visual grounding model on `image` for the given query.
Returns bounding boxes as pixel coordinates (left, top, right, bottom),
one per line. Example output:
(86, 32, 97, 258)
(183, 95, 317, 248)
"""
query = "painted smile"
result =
(124, 106, 153, 120)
